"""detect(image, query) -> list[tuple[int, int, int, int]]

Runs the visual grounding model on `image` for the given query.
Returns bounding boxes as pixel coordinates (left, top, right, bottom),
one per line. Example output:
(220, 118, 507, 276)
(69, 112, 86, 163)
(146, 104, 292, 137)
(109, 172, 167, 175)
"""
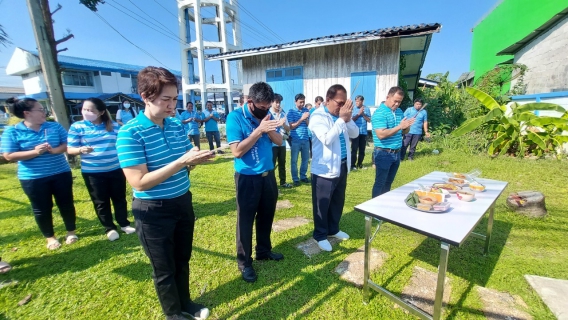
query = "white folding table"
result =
(354, 171, 508, 319)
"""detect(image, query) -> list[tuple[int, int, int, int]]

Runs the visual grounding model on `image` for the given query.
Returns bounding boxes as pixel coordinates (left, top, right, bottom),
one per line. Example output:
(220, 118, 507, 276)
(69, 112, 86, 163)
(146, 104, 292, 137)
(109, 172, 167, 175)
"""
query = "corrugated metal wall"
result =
(242, 37, 400, 106)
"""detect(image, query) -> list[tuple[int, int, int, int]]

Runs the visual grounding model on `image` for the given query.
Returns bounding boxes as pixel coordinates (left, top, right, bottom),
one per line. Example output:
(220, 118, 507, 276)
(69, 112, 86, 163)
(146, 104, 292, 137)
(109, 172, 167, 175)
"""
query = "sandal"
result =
(65, 235, 78, 245)
(46, 239, 61, 250)
(0, 261, 12, 274)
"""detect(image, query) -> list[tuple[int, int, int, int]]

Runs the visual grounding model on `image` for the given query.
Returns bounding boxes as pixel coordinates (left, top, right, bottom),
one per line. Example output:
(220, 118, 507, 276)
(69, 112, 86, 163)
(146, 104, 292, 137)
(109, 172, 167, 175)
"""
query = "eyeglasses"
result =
(29, 108, 46, 113)
(331, 99, 345, 107)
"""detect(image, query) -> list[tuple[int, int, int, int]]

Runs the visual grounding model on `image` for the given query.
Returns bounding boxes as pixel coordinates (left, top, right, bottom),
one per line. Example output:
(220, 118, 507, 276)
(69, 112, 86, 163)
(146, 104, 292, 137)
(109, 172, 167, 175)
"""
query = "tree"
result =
(0, 24, 12, 49)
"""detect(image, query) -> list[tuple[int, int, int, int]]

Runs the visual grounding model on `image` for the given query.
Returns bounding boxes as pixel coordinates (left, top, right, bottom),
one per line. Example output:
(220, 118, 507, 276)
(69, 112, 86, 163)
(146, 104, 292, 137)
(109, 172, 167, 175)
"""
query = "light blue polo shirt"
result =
(68, 120, 121, 173)
(116, 112, 193, 200)
(180, 110, 202, 135)
(352, 106, 371, 135)
(287, 107, 310, 141)
(118, 109, 136, 124)
(372, 103, 404, 149)
(326, 108, 347, 160)
(226, 106, 274, 175)
(1, 121, 70, 180)
(202, 109, 219, 132)
(404, 107, 428, 135)
(269, 109, 287, 147)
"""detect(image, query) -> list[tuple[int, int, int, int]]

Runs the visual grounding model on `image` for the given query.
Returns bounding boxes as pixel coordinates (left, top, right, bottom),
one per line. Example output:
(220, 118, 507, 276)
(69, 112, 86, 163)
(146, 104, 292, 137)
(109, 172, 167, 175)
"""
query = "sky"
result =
(0, 0, 499, 88)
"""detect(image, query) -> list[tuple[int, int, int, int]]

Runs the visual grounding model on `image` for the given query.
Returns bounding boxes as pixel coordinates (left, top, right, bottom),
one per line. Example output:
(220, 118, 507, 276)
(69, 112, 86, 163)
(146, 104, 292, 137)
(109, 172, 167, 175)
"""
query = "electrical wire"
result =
(93, 12, 170, 69)
(232, 0, 285, 43)
(127, 0, 180, 39)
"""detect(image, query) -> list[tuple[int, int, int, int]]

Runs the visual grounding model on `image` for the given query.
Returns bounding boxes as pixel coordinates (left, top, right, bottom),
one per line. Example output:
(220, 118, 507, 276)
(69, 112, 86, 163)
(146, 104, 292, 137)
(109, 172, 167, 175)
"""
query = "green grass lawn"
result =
(0, 148, 567, 319)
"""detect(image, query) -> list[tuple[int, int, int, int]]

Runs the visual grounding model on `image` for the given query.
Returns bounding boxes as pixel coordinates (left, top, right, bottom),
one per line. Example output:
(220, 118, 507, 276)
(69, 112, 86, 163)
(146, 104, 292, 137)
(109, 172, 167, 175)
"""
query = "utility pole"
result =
(26, 0, 70, 129)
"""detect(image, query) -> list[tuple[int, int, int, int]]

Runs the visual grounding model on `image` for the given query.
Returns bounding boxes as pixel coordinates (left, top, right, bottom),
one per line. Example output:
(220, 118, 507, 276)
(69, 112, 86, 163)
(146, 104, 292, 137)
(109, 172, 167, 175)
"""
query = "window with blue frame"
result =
(266, 67, 303, 81)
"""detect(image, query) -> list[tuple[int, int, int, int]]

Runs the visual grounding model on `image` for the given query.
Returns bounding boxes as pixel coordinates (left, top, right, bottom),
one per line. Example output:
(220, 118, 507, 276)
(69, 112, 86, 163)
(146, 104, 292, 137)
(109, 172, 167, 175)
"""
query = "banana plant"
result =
(453, 87, 568, 157)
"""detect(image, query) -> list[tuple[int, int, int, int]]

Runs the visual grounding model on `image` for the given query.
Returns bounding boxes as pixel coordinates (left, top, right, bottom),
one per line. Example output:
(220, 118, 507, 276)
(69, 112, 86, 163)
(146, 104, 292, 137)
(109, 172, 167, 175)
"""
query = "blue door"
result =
(267, 67, 303, 113)
(351, 71, 377, 106)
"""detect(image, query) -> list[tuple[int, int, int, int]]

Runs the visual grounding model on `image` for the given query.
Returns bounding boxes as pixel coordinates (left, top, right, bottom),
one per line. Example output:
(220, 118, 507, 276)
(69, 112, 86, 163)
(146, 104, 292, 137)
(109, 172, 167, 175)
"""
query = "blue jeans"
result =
(372, 149, 401, 198)
(290, 139, 309, 182)
(206, 131, 221, 150)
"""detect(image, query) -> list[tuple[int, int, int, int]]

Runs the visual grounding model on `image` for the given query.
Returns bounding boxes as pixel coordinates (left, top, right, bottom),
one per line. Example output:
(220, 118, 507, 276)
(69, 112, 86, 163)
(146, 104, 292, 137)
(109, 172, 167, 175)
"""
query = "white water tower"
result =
(177, 0, 243, 111)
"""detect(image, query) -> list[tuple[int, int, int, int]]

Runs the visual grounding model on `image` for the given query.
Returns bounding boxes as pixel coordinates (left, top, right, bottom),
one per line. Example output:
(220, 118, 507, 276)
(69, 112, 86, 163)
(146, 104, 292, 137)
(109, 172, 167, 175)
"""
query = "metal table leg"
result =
(433, 242, 450, 320)
(363, 215, 374, 304)
(484, 205, 495, 255)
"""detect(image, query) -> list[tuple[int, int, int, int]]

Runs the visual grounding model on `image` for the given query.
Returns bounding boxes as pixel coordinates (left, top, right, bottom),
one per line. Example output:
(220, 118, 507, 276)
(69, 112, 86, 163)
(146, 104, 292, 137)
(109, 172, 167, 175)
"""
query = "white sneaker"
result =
(121, 226, 136, 234)
(330, 231, 350, 240)
(317, 239, 332, 252)
(107, 230, 120, 241)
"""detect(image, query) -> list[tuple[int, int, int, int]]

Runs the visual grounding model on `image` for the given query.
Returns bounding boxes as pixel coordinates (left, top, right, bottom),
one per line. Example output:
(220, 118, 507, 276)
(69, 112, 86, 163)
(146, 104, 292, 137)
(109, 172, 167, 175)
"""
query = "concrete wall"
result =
(241, 38, 400, 106)
(512, 16, 568, 94)
(20, 70, 135, 95)
(22, 72, 46, 95)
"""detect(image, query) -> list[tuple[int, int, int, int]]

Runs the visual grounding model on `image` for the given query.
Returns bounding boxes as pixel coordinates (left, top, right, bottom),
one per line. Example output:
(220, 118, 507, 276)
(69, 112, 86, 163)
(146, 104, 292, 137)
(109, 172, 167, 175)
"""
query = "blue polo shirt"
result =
(226, 106, 274, 175)
(287, 107, 310, 141)
(326, 108, 347, 160)
(68, 120, 121, 173)
(202, 109, 219, 132)
(404, 107, 428, 135)
(118, 109, 137, 125)
(352, 106, 371, 135)
(116, 112, 193, 200)
(372, 103, 404, 149)
(180, 110, 202, 135)
(1, 121, 70, 180)
(269, 109, 287, 147)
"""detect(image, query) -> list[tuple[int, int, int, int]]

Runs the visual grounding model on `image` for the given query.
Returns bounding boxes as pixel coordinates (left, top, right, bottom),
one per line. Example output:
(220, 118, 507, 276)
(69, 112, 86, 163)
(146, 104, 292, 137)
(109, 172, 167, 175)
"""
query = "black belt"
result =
(375, 147, 400, 154)
(341, 158, 347, 164)
(260, 170, 272, 177)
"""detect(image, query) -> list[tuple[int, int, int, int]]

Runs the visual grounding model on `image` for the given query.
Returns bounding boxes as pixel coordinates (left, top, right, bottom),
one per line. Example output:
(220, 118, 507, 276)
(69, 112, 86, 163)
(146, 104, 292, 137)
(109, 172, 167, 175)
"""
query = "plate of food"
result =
(468, 182, 486, 192)
(443, 177, 470, 187)
(446, 172, 468, 180)
(432, 183, 462, 193)
(405, 191, 451, 213)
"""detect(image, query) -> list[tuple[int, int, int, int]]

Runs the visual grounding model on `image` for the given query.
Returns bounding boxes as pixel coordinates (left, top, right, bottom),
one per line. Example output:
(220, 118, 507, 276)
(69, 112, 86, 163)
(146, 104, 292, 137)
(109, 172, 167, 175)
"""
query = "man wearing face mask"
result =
(116, 101, 138, 126)
(226, 82, 284, 283)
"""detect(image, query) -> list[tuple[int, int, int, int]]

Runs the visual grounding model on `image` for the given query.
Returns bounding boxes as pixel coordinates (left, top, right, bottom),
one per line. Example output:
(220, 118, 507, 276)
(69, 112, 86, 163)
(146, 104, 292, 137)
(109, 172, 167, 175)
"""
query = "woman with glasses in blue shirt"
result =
(1, 97, 78, 250)
(67, 98, 135, 242)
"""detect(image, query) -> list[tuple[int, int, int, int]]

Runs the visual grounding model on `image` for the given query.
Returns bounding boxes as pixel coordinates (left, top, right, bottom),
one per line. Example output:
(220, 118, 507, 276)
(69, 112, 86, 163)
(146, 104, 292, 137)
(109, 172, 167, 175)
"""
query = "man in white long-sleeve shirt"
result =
(308, 84, 359, 252)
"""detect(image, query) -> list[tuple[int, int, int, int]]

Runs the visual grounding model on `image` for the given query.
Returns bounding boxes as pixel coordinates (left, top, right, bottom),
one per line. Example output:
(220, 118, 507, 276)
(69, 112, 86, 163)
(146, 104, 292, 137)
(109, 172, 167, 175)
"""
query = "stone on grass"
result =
(272, 216, 310, 232)
(334, 246, 387, 287)
(400, 266, 451, 316)
(476, 286, 532, 320)
(525, 275, 568, 320)
(275, 200, 294, 210)
(506, 191, 547, 217)
(296, 237, 342, 258)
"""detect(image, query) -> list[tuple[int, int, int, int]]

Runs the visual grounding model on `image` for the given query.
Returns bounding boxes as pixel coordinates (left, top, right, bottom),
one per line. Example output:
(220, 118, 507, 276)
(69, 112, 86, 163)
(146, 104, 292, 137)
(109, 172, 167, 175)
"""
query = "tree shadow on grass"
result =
(112, 261, 152, 282)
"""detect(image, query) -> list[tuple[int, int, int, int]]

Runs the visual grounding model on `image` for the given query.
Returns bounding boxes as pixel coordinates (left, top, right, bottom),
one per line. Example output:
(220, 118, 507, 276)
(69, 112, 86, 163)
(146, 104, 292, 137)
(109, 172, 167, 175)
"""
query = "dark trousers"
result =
(188, 134, 201, 150)
(20, 171, 76, 238)
(401, 134, 421, 160)
(309, 138, 312, 158)
(235, 171, 278, 269)
(82, 168, 130, 233)
(311, 163, 348, 241)
(372, 149, 401, 198)
(350, 134, 367, 168)
(272, 146, 287, 185)
(133, 192, 195, 316)
(206, 131, 221, 150)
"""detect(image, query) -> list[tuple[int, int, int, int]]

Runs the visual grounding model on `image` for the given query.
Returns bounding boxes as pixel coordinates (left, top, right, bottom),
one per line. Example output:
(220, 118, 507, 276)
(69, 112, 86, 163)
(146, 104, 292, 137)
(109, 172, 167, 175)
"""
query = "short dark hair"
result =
(5, 97, 37, 119)
(186, 101, 193, 107)
(137, 66, 178, 101)
(413, 98, 424, 104)
(355, 95, 364, 101)
(206, 101, 213, 106)
(273, 93, 283, 103)
(315, 96, 324, 103)
(294, 93, 305, 101)
(325, 84, 347, 100)
(387, 86, 404, 97)
(85, 98, 113, 132)
(248, 82, 275, 103)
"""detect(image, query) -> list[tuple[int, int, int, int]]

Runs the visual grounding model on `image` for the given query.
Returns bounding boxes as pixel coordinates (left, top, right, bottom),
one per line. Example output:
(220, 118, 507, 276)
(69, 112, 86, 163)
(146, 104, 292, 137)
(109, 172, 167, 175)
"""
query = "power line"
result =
(152, 0, 178, 19)
(232, 0, 285, 43)
(126, 0, 179, 39)
(93, 12, 170, 69)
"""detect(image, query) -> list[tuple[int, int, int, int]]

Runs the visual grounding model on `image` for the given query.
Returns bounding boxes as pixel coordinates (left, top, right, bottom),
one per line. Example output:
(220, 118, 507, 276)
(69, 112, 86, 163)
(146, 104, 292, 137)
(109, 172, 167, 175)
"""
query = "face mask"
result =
(124, 103, 130, 109)
(82, 111, 99, 122)
(250, 103, 269, 119)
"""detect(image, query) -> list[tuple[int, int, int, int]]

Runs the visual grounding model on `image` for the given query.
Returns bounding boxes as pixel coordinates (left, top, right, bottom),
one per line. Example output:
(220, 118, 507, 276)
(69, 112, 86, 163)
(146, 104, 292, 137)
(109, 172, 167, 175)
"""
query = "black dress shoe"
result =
(300, 178, 310, 183)
(256, 251, 284, 261)
(240, 266, 257, 283)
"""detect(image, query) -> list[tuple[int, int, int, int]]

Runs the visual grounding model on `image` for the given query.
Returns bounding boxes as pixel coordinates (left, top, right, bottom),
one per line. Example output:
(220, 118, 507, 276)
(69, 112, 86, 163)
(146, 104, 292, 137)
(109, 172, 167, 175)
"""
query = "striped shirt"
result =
(372, 103, 404, 149)
(1, 121, 70, 180)
(269, 109, 288, 147)
(287, 107, 310, 141)
(116, 112, 193, 200)
(180, 110, 202, 135)
(352, 106, 371, 135)
(68, 120, 121, 173)
(327, 109, 347, 159)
